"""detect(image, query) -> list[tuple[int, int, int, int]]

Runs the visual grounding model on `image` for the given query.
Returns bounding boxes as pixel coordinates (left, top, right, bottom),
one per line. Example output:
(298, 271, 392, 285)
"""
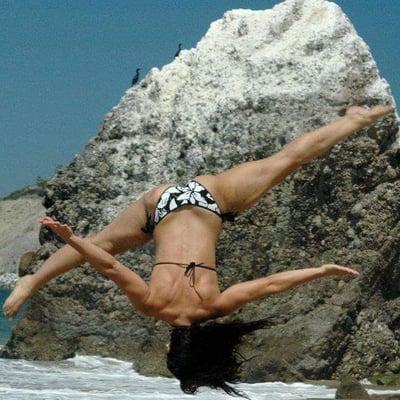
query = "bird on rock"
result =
(174, 43, 182, 58)
(131, 68, 141, 86)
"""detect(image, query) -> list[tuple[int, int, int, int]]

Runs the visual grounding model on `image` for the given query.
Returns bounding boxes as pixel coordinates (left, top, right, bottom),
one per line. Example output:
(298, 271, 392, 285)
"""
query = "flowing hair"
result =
(166, 318, 273, 398)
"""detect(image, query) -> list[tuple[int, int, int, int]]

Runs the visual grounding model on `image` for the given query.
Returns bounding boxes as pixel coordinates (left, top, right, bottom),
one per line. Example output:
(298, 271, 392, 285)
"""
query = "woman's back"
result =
(144, 184, 225, 325)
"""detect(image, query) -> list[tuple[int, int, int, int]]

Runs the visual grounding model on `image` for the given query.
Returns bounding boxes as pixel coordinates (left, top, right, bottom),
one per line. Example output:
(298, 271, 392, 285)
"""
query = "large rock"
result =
(2, 0, 399, 382)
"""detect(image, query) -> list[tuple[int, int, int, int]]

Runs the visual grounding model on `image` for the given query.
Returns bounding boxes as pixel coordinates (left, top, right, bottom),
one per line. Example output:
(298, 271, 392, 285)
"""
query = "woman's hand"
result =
(320, 263, 360, 277)
(39, 216, 74, 241)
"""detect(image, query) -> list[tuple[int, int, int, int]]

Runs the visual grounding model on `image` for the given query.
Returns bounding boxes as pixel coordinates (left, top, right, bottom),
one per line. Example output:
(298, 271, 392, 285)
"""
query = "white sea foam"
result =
(0, 354, 333, 400)
(0, 354, 399, 399)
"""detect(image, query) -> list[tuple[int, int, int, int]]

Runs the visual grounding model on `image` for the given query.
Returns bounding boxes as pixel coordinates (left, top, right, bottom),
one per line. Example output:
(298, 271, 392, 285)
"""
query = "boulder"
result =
(336, 376, 370, 399)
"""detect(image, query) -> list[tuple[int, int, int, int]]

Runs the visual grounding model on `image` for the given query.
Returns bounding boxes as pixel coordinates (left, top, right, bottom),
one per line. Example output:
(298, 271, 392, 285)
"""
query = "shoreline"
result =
(305, 379, 400, 391)
(1, 285, 399, 398)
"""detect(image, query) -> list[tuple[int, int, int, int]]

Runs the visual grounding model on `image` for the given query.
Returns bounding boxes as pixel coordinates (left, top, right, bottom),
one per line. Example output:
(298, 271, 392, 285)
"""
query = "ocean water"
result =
(1, 288, 400, 400)
(0, 289, 23, 344)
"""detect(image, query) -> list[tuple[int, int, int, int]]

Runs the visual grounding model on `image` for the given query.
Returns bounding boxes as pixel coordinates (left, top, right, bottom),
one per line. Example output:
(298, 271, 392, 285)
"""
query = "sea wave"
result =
(0, 354, 399, 399)
(0, 354, 338, 400)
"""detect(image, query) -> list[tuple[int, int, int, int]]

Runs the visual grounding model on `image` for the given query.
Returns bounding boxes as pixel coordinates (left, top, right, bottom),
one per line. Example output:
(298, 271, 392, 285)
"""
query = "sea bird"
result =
(174, 43, 182, 58)
(131, 68, 141, 86)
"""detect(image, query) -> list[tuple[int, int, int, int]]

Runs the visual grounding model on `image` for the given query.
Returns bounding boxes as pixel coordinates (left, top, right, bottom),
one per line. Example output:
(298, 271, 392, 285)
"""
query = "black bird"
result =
(131, 68, 140, 86)
(174, 43, 182, 58)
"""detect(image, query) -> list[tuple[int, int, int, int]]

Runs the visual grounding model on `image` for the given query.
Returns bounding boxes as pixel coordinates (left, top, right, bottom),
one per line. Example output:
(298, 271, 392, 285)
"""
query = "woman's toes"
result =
(345, 104, 394, 126)
(3, 304, 12, 319)
(2, 275, 35, 318)
(370, 105, 394, 119)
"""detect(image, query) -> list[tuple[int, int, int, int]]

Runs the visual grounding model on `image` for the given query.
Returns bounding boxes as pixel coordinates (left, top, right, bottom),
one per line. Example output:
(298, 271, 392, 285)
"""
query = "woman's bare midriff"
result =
(144, 183, 225, 326)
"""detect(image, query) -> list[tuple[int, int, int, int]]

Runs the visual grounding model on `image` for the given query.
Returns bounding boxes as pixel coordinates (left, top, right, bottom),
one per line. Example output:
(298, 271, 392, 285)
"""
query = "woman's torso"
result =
(143, 181, 225, 325)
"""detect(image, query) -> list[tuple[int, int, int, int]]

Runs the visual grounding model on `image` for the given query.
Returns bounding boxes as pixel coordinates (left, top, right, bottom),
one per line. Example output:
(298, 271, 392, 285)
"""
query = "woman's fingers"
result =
(40, 219, 71, 231)
(41, 219, 56, 225)
(39, 219, 62, 232)
(323, 264, 360, 277)
(337, 266, 359, 277)
(39, 216, 60, 225)
(342, 267, 360, 276)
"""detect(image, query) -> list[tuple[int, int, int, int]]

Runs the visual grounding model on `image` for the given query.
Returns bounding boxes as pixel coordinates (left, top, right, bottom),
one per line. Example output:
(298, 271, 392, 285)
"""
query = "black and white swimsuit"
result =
(141, 179, 236, 235)
(141, 179, 237, 297)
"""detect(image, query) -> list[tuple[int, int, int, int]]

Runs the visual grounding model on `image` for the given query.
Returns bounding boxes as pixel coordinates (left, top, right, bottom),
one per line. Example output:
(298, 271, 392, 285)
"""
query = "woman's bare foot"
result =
(345, 104, 394, 127)
(2, 275, 36, 319)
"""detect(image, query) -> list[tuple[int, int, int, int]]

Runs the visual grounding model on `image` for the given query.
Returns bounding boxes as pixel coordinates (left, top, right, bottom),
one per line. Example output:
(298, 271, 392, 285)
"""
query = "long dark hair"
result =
(166, 318, 272, 398)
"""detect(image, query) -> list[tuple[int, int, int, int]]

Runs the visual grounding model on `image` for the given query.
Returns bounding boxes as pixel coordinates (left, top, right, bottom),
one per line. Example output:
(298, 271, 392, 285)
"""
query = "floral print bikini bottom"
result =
(141, 179, 236, 235)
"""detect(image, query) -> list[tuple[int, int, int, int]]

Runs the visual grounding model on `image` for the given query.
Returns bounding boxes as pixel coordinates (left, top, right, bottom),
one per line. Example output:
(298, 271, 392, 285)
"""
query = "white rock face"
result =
(0, 195, 44, 275)
(85, 0, 396, 222)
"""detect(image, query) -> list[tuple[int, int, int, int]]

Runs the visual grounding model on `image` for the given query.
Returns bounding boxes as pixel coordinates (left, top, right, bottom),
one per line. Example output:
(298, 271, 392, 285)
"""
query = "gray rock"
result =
(0, 273, 17, 289)
(2, 0, 400, 383)
(0, 191, 44, 275)
(336, 376, 371, 399)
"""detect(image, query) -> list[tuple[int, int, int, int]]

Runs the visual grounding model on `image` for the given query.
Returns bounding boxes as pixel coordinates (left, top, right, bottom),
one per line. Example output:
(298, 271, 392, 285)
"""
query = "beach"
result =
(2, 289, 400, 400)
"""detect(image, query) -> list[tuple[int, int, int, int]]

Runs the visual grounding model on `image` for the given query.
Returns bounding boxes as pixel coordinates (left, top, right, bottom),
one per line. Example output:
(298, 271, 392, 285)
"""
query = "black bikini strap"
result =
(154, 261, 216, 271)
(154, 261, 216, 299)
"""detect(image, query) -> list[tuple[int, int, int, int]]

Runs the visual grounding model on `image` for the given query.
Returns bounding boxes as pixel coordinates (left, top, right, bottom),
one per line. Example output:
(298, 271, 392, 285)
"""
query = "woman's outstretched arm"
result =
(33, 196, 150, 290)
(3, 197, 151, 319)
(213, 264, 360, 316)
(40, 217, 151, 313)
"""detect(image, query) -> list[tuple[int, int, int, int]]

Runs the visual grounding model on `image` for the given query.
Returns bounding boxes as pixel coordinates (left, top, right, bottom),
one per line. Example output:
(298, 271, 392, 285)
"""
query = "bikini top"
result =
(141, 179, 236, 235)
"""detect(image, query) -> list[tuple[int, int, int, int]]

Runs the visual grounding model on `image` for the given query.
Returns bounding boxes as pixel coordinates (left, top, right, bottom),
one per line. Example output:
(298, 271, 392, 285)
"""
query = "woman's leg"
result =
(33, 202, 150, 288)
(196, 105, 393, 214)
(3, 194, 153, 318)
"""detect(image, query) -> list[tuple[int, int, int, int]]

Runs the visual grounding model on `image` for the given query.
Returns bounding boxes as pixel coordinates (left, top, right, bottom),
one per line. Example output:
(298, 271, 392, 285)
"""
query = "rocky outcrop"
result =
(335, 376, 400, 399)
(0, 273, 17, 289)
(0, 185, 44, 278)
(370, 374, 400, 387)
(2, 0, 399, 382)
(336, 376, 371, 399)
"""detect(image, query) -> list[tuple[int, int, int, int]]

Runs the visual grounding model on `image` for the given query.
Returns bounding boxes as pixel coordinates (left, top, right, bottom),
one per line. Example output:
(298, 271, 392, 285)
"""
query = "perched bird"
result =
(131, 68, 141, 86)
(174, 43, 182, 58)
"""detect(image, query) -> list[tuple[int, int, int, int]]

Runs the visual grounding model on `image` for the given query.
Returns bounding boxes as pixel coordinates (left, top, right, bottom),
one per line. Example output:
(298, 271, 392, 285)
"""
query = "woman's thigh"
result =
(195, 150, 298, 214)
(99, 182, 179, 253)
(90, 196, 150, 254)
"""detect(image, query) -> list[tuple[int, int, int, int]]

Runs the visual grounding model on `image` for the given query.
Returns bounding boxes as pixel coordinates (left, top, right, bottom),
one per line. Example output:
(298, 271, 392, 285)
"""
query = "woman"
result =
(3, 104, 393, 397)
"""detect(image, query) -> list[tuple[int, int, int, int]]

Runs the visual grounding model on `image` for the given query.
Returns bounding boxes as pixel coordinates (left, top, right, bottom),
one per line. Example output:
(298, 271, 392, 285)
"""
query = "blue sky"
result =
(0, 0, 398, 198)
